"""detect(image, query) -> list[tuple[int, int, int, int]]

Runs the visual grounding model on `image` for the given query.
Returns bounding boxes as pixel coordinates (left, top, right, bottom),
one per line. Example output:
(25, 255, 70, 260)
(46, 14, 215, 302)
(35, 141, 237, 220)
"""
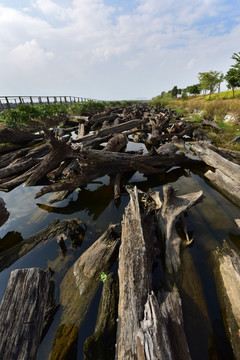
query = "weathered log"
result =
(103, 133, 127, 152)
(136, 287, 191, 360)
(235, 219, 240, 228)
(116, 186, 152, 359)
(0, 218, 84, 272)
(34, 141, 201, 199)
(0, 127, 42, 144)
(191, 142, 240, 204)
(191, 142, 240, 185)
(0, 157, 39, 179)
(202, 119, 222, 131)
(213, 241, 240, 360)
(0, 197, 9, 227)
(0, 268, 58, 360)
(0, 164, 39, 192)
(157, 185, 204, 274)
(83, 273, 118, 360)
(51, 224, 120, 359)
(116, 186, 192, 359)
(205, 168, 240, 205)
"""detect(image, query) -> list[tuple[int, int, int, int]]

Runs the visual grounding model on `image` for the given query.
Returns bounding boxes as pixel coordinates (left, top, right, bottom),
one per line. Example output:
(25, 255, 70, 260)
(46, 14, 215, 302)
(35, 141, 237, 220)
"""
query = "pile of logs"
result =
(0, 103, 240, 359)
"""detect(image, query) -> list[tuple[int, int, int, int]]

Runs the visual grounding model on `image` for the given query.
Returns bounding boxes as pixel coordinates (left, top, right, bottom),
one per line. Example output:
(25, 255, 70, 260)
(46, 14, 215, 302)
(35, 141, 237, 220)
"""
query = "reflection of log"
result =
(0, 218, 84, 272)
(51, 225, 120, 360)
(0, 268, 58, 360)
(157, 185, 204, 274)
(213, 241, 240, 360)
(191, 142, 240, 205)
(0, 198, 9, 227)
(83, 273, 118, 360)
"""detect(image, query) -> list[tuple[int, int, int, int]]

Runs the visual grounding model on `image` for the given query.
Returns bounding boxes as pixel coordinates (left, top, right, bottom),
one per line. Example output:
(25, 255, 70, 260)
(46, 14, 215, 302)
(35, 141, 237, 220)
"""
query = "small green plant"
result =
(100, 272, 107, 283)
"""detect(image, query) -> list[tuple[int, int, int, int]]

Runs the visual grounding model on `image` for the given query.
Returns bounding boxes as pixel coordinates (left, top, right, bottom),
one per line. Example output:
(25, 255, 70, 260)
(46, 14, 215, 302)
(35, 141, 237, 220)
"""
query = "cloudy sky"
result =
(0, 0, 239, 100)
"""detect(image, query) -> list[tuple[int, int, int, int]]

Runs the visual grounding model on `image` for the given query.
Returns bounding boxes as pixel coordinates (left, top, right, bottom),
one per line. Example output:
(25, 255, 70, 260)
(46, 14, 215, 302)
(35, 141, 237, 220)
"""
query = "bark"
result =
(0, 157, 39, 179)
(0, 268, 57, 360)
(213, 241, 240, 360)
(103, 133, 127, 152)
(157, 185, 204, 274)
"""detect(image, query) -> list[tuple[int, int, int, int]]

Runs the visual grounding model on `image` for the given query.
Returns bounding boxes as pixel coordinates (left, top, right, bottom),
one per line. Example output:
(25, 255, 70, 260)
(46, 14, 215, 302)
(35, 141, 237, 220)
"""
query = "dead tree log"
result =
(191, 142, 240, 205)
(157, 185, 204, 274)
(213, 241, 240, 360)
(0, 198, 9, 227)
(51, 224, 120, 360)
(116, 186, 192, 360)
(0, 127, 42, 144)
(0, 268, 58, 360)
(103, 133, 127, 152)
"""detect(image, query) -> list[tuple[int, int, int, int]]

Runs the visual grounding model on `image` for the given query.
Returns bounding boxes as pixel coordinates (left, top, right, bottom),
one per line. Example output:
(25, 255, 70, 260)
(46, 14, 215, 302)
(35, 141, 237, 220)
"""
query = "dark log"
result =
(213, 241, 240, 360)
(83, 273, 118, 360)
(34, 141, 201, 199)
(0, 157, 39, 179)
(0, 268, 58, 360)
(0, 218, 84, 272)
(202, 119, 222, 131)
(50, 324, 79, 360)
(51, 225, 120, 359)
(157, 185, 204, 274)
(0, 198, 9, 227)
(0, 164, 39, 192)
(0, 127, 42, 144)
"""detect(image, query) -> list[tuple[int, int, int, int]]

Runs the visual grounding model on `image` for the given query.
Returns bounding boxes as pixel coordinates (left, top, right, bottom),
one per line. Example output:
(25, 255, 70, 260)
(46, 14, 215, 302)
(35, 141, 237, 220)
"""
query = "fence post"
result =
(5, 97, 11, 110)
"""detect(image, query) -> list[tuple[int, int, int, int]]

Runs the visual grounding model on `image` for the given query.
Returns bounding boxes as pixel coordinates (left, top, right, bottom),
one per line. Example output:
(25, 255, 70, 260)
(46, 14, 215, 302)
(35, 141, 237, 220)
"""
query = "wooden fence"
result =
(0, 96, 99, 111)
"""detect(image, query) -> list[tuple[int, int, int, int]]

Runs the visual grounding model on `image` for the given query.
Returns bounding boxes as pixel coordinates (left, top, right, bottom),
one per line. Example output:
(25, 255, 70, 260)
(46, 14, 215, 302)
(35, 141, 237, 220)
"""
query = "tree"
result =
(231, 51, 240, 67)
(225, 68, 240, 97)
(186, 84, 201, 96)
(171, 85, 178, 98)
(198, 70, 224, 98)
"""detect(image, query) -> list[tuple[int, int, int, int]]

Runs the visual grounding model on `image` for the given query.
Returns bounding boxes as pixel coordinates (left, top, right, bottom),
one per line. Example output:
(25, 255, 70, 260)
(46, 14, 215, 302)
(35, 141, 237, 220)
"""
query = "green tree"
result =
(171, 85, 178, 98)
(231, 51, 240, 66)
(186, 84, 201, 96)
(225, 64, 240, 97)
(198, 70, 224, 98)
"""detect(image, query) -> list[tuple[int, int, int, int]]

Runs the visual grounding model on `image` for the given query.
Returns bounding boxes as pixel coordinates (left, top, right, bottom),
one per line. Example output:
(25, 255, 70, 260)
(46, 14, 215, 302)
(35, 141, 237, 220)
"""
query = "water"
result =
(0, 140, 239, 360)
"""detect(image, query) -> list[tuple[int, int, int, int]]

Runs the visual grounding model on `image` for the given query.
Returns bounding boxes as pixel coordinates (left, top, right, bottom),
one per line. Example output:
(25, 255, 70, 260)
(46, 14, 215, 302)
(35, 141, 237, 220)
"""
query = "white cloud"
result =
(0, 1, 239, 99)
(9, 39, 54, 69)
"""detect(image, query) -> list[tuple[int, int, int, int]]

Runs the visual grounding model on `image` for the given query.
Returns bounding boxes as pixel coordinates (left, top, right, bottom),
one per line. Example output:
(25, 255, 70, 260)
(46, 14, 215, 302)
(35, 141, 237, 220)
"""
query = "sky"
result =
(0, 0, 240, 100)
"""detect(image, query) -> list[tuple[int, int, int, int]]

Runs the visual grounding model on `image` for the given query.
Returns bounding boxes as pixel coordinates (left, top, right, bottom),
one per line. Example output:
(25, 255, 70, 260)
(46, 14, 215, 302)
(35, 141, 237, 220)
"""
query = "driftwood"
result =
(116, 186, 192, 360)
(50, 224, 120, 360)
(83, 273, 118, 360)
(157, 185, 204, 274)
(213, 241, 240, 360)
(0, 198, 9, 227)
(0, 268, 58, 360)
(0, 127, 42, 144)
(191, 141, 240, 205)
(0, 218, 84, 272)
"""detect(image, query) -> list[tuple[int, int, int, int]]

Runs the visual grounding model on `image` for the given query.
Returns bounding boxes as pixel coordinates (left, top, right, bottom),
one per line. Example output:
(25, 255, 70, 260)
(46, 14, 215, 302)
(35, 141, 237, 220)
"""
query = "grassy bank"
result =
(151, 90, 240, 150)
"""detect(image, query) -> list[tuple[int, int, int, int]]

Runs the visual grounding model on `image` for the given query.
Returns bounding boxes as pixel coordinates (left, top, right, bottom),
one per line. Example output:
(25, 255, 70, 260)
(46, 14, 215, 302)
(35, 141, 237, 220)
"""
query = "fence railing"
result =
(0, 96, 99, 111)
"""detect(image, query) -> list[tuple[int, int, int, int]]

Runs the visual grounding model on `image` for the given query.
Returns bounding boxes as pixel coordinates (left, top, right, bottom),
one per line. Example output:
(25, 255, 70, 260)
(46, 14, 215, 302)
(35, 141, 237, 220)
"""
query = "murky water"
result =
(0, 140, 239, 359)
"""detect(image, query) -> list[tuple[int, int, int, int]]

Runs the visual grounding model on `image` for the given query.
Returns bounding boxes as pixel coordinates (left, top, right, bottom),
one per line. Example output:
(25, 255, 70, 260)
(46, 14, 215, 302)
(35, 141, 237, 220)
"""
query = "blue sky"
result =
(0, 0, 240, 100)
